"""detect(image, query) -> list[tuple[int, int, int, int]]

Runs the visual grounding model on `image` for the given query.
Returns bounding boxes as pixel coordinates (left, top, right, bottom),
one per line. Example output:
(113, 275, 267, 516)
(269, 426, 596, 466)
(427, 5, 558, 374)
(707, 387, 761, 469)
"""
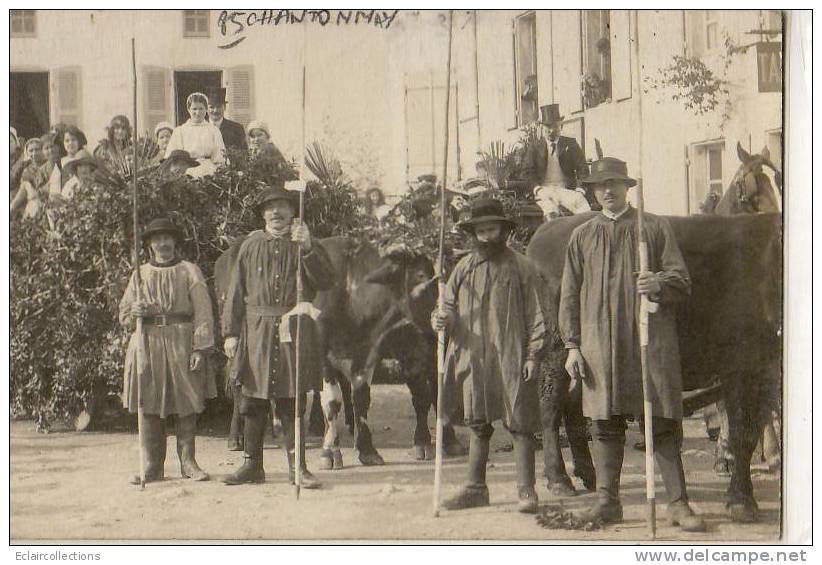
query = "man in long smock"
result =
(222, 183, 335, 487)
(434, 198, 546, 513)
(559, 157, 706, 531)
(120, 218, 216, 484)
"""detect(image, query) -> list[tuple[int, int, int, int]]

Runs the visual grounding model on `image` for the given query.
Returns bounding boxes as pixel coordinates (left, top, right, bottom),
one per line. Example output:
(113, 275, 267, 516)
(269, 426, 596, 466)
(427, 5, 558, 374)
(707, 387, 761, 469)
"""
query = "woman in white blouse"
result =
(165, 92, 226, 178)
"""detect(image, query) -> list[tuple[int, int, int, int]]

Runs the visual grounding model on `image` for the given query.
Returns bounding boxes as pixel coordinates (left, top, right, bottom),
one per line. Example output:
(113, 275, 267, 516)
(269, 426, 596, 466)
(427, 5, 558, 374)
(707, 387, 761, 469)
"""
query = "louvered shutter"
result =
(227, 66, 254, 128)
(143, 67, 170, 134)
(52, 67, 82, 127)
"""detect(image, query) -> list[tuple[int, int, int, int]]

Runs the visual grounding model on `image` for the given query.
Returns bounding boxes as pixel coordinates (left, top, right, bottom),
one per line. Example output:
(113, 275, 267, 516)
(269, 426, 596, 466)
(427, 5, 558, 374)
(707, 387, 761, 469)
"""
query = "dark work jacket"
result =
(217, 118, 248, 152)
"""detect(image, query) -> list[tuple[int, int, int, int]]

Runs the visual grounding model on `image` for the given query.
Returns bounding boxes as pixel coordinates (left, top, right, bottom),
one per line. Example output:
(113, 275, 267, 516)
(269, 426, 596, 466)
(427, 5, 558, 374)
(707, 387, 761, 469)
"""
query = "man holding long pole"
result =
(558, 157, 706, 532)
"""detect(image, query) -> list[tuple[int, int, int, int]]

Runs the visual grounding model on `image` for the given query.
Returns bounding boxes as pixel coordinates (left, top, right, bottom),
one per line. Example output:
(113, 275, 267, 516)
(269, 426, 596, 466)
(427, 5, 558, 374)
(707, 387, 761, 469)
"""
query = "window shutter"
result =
(52, 67, 82, 127)
(686, 11, 705, 57)
(611, 10, 632, 101)
(143, 66, 170, 135)
(227, 66, 254, 128)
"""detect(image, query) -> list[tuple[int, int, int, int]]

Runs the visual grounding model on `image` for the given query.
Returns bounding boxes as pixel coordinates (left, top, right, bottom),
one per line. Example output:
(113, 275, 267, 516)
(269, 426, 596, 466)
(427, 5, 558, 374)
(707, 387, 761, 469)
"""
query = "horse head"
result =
(712, 143, 781, 215)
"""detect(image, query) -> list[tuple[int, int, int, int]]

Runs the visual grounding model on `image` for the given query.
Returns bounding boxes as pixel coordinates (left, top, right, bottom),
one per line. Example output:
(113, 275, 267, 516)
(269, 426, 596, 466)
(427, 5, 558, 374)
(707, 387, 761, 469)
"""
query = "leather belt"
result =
(245, 305, 290, 318)
(143, 313, 193, 327)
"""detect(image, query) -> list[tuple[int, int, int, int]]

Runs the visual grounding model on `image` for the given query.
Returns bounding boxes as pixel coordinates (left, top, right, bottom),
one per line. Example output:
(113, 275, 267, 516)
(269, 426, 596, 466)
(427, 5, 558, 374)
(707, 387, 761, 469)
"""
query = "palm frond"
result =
(305, 142, 344, 188)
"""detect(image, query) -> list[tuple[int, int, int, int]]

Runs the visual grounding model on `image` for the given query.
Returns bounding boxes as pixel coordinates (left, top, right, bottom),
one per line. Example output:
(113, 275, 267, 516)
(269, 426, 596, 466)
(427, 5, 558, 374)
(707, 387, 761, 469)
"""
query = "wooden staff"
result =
(433, 9, 454, 518)
(131, 37, 146, 490)
(632, 10, 657, 538)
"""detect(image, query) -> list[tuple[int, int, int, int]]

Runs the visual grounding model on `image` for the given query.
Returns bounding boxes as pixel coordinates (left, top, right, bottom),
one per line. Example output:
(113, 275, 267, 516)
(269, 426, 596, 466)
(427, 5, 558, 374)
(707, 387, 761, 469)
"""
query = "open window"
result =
(513, 12, 538, 126)
(581, 10, 612, 109)
(688, 140, 725, 213)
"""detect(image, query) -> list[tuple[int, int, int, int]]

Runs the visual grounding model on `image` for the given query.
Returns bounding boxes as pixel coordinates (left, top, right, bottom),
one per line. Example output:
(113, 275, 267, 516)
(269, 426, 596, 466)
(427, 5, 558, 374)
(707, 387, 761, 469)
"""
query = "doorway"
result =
(10, 71, 50, 141)
(174, 70, 222, 125)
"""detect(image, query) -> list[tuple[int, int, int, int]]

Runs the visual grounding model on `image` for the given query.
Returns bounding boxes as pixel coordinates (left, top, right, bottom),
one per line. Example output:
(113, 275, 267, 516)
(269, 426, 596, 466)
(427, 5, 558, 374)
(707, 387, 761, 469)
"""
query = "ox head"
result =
(364, 246, 438, 331)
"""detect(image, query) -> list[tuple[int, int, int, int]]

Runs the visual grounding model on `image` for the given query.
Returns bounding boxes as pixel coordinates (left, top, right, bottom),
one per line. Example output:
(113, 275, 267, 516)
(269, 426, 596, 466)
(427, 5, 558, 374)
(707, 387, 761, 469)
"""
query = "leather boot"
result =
(284, 417, 321, 489)
(442, 427, 491, 511)
(176, 414, 209, 481)
(513, 433, 539, 513)
(223, 412, 266, 485)
(577, 429, 624, 524)
(130, 414, 166, 484)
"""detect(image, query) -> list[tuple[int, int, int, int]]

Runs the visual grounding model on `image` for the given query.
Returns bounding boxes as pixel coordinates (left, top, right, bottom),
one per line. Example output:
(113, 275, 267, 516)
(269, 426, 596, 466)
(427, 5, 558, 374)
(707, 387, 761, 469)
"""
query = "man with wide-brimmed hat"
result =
(433, 198, 546, 513)
(523, 104, 593, 217)
(119, 217, 217, 484)
(559, 157, 706, 531)
(222, 181, 335, 487)
(161, 149, 200, 179)
(205, 87, 247, 152)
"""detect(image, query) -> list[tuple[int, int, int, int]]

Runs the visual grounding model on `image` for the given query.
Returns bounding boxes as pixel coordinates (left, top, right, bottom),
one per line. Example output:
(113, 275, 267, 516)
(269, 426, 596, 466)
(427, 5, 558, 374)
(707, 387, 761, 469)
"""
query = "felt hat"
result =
(580, 157, 637, 188)
(538, 104, 564, 125)
(142, 217, 182, 242)
(254, 182, 299, 215)
(163, 149, 199, 169)
(63, 152, 99, 176)
(456, 198, 516, 232)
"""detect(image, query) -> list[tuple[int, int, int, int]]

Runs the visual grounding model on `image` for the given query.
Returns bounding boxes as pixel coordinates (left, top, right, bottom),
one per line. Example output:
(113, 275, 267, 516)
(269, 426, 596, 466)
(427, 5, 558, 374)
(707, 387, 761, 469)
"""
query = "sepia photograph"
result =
(6, 6, 811, 549)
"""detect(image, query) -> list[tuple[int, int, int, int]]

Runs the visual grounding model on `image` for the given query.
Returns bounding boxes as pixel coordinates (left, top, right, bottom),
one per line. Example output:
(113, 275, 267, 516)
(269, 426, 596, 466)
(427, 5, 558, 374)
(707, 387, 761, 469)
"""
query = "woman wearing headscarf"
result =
(246, 120, 287, 165)
(150, 121, 174, 166)
(165, 92, 225, 178)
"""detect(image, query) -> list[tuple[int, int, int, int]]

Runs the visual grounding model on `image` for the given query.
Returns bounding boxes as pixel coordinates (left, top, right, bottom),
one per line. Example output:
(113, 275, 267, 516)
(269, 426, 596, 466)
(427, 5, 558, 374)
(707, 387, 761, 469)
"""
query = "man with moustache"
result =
(222, 182, 335, 487)
(206, 87, 248, 153)
(559, 157, 706, 531)
(433, 198, 546, 513)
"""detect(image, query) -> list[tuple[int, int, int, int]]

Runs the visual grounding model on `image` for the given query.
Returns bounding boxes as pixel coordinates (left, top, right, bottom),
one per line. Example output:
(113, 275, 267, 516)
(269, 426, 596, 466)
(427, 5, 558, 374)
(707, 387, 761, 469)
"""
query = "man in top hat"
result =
(433, 198, 546, 513)
(119, 217, 217, 484)
(222, 182, 335, 487)
(524, 104, 593, 219)
(206, 87, 248, 152)
(559, 157, 706, 531)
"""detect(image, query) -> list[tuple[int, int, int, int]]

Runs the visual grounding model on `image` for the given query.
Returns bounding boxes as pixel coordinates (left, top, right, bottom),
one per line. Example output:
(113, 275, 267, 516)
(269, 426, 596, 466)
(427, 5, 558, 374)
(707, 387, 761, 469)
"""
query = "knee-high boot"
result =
(177, 414, 209, 481)
(577, 425, 624, 524)
(130, 414, 166, 484)
(513, 432, 538, 513)
(442, 426, 492, 510)
(223, 411, 266, 485)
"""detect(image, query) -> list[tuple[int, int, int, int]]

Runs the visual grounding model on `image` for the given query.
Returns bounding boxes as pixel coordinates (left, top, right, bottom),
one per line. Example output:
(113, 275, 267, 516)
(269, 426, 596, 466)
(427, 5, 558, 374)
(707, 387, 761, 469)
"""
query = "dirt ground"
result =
(11, 385, 781, 542)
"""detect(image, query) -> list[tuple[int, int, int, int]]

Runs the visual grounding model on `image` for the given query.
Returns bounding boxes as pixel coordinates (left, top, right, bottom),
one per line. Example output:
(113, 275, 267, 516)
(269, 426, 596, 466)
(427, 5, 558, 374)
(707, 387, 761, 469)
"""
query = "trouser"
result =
(539, 363, 595, 486)
(466, 423, 535, 489)
(228, 384, 244, 445)
(592, 416, 688, 505)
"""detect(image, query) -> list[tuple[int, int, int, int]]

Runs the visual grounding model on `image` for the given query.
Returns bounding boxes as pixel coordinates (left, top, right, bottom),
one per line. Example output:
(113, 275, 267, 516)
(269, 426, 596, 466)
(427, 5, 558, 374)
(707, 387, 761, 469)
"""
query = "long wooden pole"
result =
(433, 9, 454, 518)
(632, 11, 656, 539)
(131, 37, 146, 490)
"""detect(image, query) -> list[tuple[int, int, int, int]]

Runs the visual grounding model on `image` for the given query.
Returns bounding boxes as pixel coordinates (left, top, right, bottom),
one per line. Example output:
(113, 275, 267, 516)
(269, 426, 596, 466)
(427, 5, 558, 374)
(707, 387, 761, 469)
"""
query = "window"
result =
(689, 140, 725, 212)
(705, 11, 719, 50)
(513, 12, 538, 126)
(686, 11, 724, 57)
(183, 10, 210, 37)
(582, 10, 612, 109)
(11, 10, 36, 37)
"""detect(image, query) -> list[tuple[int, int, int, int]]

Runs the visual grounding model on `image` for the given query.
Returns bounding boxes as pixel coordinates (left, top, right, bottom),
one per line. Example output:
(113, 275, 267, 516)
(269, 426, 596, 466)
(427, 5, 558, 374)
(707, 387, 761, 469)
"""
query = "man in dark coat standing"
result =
(222, 183, 335, 487)
(559, 157, 706, 531)
(433, 198, 546, 514)
(206, 87, 248, 153)
(523, 104, 595, 211)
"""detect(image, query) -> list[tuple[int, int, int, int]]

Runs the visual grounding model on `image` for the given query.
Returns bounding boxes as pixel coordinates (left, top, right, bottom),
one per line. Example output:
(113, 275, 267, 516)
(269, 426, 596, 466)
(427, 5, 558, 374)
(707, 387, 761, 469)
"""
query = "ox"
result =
(527, 211, 782, 523)
(214, 236, 466, 468)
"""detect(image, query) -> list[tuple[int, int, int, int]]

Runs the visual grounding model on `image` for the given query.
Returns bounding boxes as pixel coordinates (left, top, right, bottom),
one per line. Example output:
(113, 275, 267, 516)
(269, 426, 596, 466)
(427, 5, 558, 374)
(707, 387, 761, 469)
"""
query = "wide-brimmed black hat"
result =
(456, 198, 516, 232)
(538, 104, 563, 125)
(63, 155, 100, 177)
(254, 182, 299, 214)
(205, 87, 228, 105)
(163, 149, 199, 168)
(142, 218, 182, 242)
(580, 157, 637, 187)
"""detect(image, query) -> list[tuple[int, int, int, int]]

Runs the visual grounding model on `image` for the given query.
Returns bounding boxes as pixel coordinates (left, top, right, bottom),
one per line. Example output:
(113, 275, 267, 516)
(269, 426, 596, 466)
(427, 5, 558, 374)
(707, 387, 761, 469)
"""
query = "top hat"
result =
(205, 87, 228, 105)
(142, 217, 182, 242)
(254, 182, 299, 214)
(456, 198, 516, 232)
(417, 174, 437, 184)
(538, 104, 564, 125)
(163, 149, 199, 169)
(580, 157, 637, 187)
